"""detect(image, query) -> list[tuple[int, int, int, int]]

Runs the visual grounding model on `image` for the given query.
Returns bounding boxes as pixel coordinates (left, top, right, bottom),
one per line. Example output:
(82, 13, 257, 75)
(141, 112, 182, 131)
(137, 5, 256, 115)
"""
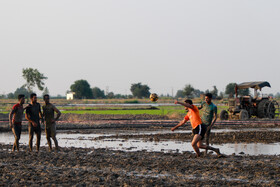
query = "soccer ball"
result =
(150, 93, 158, 102)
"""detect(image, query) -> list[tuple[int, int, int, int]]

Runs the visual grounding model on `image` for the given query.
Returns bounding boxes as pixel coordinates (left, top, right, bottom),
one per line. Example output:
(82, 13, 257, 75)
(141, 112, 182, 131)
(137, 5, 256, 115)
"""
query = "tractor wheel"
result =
(219, 110, 229, 120)
(267, 101, 276, 119)
(257, 99, 276, 118)
(239, 109, 249, 120)
(257, 99, 268, 118)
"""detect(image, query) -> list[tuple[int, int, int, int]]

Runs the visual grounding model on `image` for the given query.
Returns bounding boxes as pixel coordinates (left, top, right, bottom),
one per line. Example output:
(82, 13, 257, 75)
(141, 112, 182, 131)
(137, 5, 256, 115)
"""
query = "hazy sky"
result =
(0, 1, 279, 96)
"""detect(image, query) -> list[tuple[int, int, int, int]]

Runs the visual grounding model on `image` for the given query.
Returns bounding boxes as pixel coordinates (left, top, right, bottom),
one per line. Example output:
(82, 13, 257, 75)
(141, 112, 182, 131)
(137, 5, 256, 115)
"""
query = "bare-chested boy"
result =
(9, 94, 25, 151)
(171, 99, 221, 157)
(42, 94, 61, 151)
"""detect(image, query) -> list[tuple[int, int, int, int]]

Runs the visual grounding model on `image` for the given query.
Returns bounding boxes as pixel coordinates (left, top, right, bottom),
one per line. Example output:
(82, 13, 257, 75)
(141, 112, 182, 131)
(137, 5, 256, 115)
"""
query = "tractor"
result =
(220, 81, 279, 120)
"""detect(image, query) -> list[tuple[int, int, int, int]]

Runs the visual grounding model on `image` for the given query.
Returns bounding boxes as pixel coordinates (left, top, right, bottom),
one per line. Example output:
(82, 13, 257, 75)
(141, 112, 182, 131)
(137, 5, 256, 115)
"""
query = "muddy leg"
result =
(28, 125, 34, 152)
(53, 137, 59, 151)
(46, 128, 52, 151)
(197, 141, 221, 156)
(191, 134, 202, 157)
(204, 130, 210, 156)
(36, 130, 41, 152)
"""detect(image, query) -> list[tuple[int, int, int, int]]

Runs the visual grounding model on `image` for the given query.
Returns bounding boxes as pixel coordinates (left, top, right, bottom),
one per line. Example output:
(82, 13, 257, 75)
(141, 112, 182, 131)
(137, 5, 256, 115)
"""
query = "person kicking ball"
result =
(171, 99, 221, 157)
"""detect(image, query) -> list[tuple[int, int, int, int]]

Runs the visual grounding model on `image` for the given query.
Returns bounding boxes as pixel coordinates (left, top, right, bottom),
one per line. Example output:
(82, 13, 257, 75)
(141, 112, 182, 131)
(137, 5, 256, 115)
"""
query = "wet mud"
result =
(94, 129, 280, 144)
(1, 114, 280, 186)
(0, 144, 279, 186)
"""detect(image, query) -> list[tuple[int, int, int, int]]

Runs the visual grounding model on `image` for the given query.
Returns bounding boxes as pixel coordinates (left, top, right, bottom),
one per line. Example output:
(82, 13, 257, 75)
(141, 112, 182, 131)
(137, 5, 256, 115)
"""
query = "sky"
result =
(0, 0, 280, 97)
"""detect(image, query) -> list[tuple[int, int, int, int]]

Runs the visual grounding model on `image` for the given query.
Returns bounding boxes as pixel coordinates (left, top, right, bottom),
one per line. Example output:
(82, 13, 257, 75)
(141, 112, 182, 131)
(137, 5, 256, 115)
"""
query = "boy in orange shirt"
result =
(171, 99, 221, 157)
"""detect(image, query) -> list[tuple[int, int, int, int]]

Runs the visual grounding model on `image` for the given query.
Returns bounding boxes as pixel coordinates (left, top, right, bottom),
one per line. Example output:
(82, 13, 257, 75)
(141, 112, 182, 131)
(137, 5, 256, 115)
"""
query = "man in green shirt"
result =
(198, 93, 217, 155)
(42, 94, 61, 151)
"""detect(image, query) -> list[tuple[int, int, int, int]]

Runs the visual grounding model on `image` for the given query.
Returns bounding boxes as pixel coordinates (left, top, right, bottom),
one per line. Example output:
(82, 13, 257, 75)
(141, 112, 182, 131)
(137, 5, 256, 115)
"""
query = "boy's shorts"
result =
(192, 124, 207, 140)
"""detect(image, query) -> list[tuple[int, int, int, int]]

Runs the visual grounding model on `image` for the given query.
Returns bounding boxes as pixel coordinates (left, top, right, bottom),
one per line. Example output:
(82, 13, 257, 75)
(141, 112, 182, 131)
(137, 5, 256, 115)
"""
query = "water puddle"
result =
(1, 131, 280, 155)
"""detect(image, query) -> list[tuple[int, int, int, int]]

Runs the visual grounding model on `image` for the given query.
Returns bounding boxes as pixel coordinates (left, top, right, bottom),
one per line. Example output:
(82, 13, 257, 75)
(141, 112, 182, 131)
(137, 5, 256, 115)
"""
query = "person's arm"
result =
(9, 108, 16, 128)
(174, 100, 193, 109)
(38, 104, 44, 124)
(171, 118, 187, 131)
(208, 107, 218, 130)
(25, 113, 37, 127)
(53, 105, 61, 122)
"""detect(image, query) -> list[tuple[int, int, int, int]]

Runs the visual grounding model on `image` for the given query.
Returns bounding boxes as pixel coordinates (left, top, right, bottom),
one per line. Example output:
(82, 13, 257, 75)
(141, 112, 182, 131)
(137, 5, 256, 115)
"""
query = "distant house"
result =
(66, 92, 75, 100)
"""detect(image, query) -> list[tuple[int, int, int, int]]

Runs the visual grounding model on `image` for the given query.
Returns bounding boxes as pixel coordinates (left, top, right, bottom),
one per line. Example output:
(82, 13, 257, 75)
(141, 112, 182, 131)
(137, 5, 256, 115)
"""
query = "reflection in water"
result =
(0, 131, 279, 155)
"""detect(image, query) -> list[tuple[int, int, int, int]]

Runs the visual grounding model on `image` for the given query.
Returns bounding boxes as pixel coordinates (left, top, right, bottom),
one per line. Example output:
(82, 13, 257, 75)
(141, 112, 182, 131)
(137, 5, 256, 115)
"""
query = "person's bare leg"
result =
(197, 141, 221, 156)
(47, 136, 52, 151)
(204, 131, 210, 156)
(53, 137, 59, 151)
(191, 134, 202, 157)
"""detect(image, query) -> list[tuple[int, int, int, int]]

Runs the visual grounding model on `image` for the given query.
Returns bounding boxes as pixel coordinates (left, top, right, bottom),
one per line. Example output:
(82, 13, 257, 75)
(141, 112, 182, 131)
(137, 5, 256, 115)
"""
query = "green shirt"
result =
(200, 102, 217, 126)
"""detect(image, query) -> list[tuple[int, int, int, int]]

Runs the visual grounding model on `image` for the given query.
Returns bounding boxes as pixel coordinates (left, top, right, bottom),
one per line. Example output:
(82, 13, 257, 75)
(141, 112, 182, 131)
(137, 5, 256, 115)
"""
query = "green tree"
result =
(70, 80, 93, 99)
(7, 93, 14, 99)
(106, 92, 115, 99)
(193, 89, 203, 98)
(175, 90, 184, 98)
(130, 83, 150, 98)
(225, 83, 235, 97)
(42, 87, 50, 97)
(225, 83, 249, 97)
(92, 87, 105, 99)
(210, 86, 218, 99)
(22, 68, 48, 92)
(14, 86, 30, 98)
(183, 84, 194, 98)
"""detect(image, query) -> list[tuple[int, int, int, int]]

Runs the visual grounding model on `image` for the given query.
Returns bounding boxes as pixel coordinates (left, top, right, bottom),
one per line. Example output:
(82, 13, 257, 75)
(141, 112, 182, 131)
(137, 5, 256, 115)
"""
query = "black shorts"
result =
(192, 124, 207, 140)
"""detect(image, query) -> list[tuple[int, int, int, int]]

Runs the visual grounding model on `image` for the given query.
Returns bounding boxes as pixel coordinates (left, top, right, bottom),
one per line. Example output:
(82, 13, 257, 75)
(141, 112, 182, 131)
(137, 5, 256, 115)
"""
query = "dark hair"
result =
(184, 99, 193, 105)
(18, 94, 25, 100)
(43, 94, 50, 100)
(205, 93, 213, 99)
(30, 93, 37, 99)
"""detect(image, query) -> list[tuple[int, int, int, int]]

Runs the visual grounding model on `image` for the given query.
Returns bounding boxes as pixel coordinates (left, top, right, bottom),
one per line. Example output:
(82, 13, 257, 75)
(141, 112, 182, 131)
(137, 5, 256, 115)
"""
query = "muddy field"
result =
(1, 120, 280, 186)
(0, 143, 280, 186)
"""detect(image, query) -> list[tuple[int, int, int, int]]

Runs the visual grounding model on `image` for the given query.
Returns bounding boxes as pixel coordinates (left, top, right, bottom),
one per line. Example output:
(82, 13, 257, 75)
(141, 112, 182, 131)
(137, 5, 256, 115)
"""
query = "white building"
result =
(66, 92, 75, 100)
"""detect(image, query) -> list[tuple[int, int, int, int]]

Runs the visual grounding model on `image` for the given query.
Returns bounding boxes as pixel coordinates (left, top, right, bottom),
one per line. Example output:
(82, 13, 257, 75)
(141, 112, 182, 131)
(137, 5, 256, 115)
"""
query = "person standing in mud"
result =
(198, 93, 217, 155)
(25, 93, 43, 152)
(171, 99, 221, 157)
(42, 94, 61, 151)
(9, 94, 25, 152)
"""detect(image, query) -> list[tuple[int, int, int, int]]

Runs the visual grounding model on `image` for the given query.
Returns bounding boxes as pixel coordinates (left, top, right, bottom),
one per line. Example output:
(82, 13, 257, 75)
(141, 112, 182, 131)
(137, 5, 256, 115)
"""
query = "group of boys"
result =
(9, 93, 61, 152)
(9, 92, 219, 157)
(171, 93, 221, 157)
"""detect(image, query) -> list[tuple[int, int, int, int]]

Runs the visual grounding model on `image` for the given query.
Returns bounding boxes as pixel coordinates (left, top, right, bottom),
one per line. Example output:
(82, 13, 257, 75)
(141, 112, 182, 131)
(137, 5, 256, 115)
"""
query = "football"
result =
(149, 93, 158, 102)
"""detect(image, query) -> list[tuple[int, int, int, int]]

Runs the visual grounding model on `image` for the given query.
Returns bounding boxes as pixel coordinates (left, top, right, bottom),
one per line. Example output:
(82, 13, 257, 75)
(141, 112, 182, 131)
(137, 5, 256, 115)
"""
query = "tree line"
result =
(1, 68, 279, 99)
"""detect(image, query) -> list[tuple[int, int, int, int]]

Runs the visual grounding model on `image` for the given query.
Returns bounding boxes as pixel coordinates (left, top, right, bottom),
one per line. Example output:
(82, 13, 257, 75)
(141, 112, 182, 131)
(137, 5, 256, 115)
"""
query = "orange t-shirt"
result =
(184, 105, 202, 129)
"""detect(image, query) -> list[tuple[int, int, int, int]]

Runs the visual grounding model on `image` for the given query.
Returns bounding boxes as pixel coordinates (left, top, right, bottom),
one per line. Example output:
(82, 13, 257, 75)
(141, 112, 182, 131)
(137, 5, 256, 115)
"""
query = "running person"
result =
(198, 93, 218, 155)
(25, 93, 43, 152)
(171, 99, 221, 157)
(9, 94, 25, 152)
(42, 94, 61, 151)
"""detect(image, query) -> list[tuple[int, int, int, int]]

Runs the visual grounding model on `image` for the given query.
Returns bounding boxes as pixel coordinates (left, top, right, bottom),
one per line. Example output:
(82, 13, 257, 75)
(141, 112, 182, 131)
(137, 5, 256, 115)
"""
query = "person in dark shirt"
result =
(25, 93, 43, 152)
(9, 94, 25, 152)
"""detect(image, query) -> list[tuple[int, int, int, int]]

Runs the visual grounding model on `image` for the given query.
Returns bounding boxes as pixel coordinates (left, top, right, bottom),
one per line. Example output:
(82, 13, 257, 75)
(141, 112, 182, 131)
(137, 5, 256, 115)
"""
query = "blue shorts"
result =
(192, 124, 207, 140)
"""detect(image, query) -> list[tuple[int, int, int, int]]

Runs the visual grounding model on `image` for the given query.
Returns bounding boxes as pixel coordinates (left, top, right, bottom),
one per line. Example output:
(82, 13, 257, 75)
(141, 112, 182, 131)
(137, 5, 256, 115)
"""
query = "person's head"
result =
(205, 93, 212, 104)
(184, 99, 193, 110)
(30, 93, 37, 103)
(18, 94, 25, 104)
(43, 94, 50, 104)
(184, 99, 193, 105)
